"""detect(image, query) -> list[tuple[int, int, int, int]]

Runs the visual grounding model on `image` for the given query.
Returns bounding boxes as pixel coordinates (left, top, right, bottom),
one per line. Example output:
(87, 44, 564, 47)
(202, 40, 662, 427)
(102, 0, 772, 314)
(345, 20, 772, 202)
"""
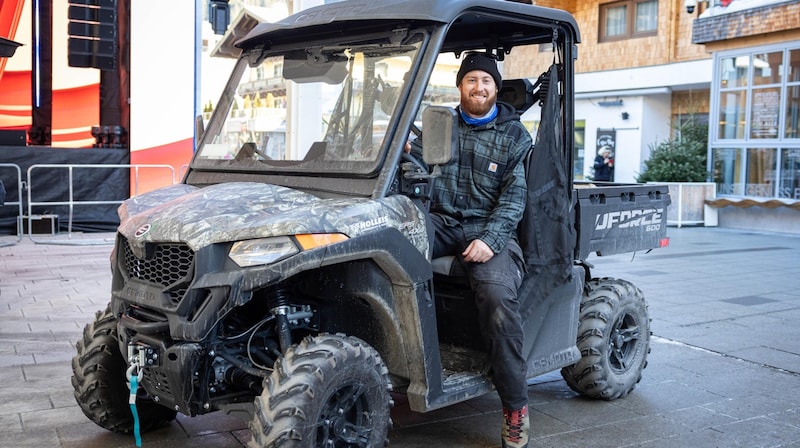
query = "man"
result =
(409, 52, 532, 448)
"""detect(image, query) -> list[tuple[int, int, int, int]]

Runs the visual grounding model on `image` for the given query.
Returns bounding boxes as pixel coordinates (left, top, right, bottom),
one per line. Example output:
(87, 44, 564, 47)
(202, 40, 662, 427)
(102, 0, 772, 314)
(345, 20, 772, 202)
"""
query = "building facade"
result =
(510, 0, 799, 233)
(692, 0, 800, 233)
(508, 0, 711, 184)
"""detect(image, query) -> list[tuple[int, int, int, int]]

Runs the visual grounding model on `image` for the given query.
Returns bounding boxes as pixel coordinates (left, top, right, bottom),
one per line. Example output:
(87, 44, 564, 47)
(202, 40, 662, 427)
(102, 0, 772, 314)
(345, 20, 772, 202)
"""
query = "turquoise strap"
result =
(129, 374, 142, 447)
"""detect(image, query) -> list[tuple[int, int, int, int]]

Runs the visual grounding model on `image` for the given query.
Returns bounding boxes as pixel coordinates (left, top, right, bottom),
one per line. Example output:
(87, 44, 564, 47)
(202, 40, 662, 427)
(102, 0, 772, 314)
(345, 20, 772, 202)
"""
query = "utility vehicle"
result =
(72, 1, 670, 446)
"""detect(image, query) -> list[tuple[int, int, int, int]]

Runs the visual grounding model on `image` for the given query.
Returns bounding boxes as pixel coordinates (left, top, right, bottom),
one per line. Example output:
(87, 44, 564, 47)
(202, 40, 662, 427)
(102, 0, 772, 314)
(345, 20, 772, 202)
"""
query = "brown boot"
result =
(501, 405, 529, 448)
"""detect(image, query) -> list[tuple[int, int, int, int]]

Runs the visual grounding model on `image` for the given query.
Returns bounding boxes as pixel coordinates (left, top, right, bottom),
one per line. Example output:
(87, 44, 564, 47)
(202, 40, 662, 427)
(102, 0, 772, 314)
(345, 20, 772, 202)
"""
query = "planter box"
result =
(649, 182, 718, 227)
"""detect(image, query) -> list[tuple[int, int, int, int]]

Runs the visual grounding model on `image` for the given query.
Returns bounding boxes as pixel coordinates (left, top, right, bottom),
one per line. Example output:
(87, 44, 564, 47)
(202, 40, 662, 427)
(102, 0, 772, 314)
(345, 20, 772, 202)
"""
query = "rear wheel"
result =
(250, 333, 393, 447)
(561, 278, 651, 400)
(71, 304, 177, 433)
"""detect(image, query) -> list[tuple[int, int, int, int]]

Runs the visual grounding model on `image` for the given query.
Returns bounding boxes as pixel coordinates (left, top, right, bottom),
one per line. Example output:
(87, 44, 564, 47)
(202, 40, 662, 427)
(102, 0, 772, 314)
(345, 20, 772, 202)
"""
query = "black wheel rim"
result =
(317, 383, 372, 447)
(608, 310, 640, 373)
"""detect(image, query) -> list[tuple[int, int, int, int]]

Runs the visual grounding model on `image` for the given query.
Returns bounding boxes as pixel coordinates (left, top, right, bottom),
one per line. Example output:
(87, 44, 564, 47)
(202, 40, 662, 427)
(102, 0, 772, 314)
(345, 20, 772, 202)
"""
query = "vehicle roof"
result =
(236, 0, 581, 49)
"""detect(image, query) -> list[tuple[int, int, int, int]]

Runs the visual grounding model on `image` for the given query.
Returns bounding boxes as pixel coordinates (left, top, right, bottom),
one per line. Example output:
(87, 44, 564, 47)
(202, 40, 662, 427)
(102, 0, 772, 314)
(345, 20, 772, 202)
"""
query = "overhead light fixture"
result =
(598, 99, 623, 107)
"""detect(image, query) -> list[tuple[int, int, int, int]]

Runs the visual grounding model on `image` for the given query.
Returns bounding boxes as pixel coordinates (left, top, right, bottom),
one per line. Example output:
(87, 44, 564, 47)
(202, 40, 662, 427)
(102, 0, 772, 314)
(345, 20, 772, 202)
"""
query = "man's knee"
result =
(470, 246, 524, 292)
(472, 280, 524, 339)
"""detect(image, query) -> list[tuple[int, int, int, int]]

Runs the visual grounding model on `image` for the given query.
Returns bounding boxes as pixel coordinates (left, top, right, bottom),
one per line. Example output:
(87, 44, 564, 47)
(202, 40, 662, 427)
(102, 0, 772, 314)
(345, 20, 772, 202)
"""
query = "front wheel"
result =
(71, 304, 177, 433)
(561, 278, 651, 400)
(250, 333, 393, 448)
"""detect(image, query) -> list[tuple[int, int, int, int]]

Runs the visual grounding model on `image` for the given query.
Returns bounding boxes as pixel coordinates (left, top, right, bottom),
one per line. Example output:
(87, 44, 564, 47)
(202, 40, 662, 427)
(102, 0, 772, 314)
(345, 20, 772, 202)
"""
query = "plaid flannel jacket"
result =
(413, 102, 531, 254)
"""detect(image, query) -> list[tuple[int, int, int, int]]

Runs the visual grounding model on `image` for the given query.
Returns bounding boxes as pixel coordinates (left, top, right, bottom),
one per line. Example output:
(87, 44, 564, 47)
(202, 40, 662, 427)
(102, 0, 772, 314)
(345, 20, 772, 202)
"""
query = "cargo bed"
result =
(573, 182, 670, 260)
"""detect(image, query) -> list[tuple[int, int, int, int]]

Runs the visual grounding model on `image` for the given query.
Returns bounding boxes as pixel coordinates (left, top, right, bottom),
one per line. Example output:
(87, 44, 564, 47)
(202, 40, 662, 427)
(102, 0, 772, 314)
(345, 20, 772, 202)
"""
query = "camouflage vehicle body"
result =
(72, 0, 670, 446)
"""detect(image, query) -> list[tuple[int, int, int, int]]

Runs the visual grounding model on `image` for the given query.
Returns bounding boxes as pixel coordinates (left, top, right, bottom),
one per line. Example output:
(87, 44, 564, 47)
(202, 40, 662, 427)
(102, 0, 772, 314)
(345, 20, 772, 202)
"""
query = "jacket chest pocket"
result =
(473, 156, 507, 193)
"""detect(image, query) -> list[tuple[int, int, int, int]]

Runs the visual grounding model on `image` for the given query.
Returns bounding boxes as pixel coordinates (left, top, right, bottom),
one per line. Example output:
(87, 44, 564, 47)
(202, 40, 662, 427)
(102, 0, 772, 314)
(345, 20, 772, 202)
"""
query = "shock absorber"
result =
(269, 286, 292, 353)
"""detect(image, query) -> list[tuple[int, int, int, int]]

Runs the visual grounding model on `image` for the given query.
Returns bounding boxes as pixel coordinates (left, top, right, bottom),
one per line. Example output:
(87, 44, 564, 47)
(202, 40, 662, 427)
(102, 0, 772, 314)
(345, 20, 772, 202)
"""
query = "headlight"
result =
(229, 237, 299, 267)
(228, 233, 349, 267)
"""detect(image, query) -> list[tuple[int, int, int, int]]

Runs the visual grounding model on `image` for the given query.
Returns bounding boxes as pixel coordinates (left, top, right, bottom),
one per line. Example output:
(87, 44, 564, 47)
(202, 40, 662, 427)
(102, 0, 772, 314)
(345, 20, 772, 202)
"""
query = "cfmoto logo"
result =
(134, 224, 151, 238)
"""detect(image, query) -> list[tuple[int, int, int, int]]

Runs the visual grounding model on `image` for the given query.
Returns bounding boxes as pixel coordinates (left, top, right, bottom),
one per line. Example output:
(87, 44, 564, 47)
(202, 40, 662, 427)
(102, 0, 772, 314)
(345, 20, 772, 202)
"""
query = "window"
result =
(716, 50, 797, 142)
(718, 91, 746, 139)
(709, 44, 800, 200)
(194, 37, 423, 173)
(599, 0, 658, 42)
(575, 120, 586, 180)
(719, 56, 749, 89)
(750, 52, 783, 139)
(745, 148, 777, 196)
(712, 148, 743, 195)
(751, 87, 780, 139)
(780, 148, 800, 199)
(786, 49, 800, 139)
(634, 0, 658, 33)
(604, 4, 627, 39)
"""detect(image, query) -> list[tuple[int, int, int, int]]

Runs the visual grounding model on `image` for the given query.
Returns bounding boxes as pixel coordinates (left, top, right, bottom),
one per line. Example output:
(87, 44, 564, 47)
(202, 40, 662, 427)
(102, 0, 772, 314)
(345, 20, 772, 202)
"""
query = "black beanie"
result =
(456, 53, 502, 88)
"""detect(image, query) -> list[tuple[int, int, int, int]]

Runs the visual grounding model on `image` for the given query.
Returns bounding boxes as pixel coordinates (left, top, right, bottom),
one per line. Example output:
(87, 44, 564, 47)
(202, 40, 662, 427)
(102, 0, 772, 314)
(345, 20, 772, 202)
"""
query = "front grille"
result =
(122, 238, 195, 302)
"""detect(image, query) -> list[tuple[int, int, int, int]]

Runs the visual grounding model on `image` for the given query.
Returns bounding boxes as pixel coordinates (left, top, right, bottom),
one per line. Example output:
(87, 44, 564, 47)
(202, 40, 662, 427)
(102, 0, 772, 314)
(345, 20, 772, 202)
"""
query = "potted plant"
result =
(637, 116, 717, 227)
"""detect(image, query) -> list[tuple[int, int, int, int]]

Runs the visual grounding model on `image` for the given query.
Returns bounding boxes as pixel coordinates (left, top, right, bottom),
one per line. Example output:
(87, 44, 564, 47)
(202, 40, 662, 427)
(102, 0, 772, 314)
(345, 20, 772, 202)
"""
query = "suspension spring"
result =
(268, 286, 292, 353)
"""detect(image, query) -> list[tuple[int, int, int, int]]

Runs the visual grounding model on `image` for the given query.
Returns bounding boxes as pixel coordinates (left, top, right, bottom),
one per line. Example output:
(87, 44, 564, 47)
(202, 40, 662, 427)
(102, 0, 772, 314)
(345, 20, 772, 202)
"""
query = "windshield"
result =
(193, 32, 423, 175)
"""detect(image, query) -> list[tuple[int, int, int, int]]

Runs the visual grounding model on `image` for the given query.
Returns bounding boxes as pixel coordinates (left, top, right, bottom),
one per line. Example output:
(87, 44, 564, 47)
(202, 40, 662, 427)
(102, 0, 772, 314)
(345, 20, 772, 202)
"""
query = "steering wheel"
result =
(401, 150, 427, 173)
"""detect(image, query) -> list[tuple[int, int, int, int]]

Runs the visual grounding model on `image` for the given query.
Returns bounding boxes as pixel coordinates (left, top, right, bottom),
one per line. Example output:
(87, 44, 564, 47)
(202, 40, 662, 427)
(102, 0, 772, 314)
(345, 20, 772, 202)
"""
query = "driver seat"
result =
(432, 255, 466, 277)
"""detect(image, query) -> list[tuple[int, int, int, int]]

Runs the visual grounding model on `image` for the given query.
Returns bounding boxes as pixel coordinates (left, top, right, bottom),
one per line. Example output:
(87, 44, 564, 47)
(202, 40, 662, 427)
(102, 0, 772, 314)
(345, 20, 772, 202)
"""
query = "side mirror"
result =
(421, 106, 458, 165)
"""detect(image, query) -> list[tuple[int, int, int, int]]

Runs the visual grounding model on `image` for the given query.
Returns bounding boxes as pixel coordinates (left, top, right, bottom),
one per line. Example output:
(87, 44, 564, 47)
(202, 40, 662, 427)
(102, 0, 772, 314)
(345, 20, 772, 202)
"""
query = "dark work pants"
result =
(429, 213, 528, 410)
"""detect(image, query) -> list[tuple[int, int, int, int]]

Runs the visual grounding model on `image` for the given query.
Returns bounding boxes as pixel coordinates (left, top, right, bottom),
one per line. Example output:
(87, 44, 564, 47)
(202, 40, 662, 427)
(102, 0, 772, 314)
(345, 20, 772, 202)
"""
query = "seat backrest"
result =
(498, 68, 550, 115)
(498, 78, 537, 115)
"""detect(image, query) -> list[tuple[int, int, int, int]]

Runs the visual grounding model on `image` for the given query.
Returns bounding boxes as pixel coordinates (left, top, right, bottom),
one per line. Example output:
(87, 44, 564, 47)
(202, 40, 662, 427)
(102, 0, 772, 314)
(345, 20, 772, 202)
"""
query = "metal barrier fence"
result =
(25, 164, 177, 245)
(0, 163, 23, 247)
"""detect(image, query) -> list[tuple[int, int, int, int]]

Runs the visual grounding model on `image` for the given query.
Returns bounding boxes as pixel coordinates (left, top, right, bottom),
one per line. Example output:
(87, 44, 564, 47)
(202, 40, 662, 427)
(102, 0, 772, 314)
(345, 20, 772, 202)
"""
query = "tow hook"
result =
(126, 345, 143, 385)
(126, 344, 158, 385)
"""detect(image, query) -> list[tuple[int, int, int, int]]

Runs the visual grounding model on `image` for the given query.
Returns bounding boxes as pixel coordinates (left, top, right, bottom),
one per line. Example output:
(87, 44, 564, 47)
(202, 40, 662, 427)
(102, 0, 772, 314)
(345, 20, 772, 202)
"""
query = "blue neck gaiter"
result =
(460, 104, 497, 126)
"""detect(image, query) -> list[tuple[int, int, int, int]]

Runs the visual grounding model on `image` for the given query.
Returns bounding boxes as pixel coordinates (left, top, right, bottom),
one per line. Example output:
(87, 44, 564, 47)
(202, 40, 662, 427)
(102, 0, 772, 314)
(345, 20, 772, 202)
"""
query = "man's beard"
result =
(460, 89, 497, 117)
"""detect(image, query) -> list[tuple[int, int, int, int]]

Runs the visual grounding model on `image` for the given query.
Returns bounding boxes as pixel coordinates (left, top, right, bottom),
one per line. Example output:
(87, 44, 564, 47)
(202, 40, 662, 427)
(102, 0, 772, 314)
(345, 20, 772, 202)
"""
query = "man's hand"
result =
(462, 239, 494, 263)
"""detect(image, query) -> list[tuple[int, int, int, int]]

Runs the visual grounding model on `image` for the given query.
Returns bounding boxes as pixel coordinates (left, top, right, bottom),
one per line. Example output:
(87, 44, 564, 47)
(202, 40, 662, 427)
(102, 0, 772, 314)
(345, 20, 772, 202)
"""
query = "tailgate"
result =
(574, 183, 670, 260)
